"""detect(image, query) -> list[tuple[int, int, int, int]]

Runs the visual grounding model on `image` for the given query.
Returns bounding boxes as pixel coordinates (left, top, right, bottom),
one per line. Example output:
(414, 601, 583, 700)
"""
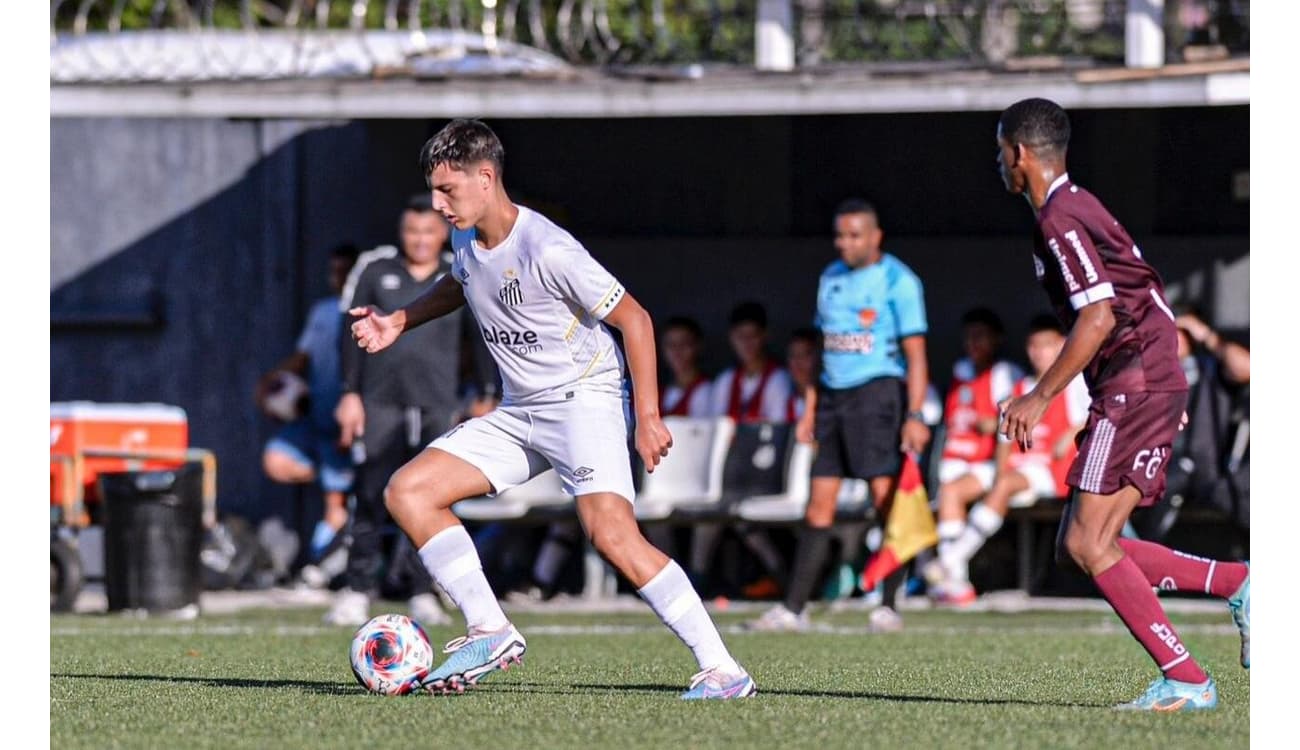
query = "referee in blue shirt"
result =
(749, 199, 932, 632)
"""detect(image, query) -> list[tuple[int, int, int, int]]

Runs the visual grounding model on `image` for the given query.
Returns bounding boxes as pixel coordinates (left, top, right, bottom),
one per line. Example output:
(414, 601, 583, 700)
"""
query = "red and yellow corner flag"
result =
(860, 453, 937, 591)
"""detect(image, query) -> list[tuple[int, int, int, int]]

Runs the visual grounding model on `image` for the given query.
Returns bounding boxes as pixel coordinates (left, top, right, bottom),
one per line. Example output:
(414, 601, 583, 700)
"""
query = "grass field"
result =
(51, 604, 1249, 749)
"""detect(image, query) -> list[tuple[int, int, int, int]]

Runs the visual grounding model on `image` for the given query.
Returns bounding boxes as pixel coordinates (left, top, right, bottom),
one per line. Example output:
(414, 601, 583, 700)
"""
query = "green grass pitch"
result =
(51, 606, 1248, 749)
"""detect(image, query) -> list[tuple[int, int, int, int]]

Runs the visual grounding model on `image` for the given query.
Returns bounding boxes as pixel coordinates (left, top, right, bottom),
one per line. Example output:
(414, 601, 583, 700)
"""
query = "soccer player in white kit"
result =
(348, 119, 756, 700)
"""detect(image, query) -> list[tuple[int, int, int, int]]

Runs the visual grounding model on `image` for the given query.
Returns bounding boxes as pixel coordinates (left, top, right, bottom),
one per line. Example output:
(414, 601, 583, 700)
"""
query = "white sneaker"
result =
(323, 588, 370, 627)
(868, 605, 904, 633)
(408, 593, 452, 626)
(743, 603, 811, 632)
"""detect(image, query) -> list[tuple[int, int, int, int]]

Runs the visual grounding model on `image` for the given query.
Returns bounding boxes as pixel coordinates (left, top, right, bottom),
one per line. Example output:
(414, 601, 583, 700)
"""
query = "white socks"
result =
(638, 560, 740, 674)
(937, 519, 967, 581)
(418, 525, 509, 633)
(943, 504, 1006, 582)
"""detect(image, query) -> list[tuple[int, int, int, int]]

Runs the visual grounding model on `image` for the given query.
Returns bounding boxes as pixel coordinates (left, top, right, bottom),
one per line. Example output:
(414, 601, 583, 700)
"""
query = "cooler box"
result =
(50, 402, 189, 507)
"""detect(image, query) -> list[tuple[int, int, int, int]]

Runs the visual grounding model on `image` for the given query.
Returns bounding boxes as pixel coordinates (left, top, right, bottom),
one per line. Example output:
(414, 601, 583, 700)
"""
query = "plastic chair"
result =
(453, 468, 571, 522)
(633, 416, 735, 521)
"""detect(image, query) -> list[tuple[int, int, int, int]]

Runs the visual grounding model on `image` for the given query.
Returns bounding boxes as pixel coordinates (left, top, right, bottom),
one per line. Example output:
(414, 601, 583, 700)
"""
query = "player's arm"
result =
(603, 293, 674, 472)
(349, 273, 466, 354)
(1002, 300, 1113, 450)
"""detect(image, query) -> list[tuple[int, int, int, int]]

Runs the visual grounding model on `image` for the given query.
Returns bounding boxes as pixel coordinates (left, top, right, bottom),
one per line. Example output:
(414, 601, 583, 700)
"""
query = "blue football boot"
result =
(422, 624, 526, 695)
(1114, 676, 1218, 712)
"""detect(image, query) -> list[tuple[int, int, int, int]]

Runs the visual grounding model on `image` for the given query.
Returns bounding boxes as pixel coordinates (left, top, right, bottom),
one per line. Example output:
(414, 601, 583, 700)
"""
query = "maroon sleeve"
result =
(1040, 215, 1115, 310)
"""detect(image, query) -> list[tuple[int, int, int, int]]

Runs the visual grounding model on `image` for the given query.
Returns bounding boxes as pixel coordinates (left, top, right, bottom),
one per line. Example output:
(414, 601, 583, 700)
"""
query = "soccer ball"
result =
(349, 614, 435, 695)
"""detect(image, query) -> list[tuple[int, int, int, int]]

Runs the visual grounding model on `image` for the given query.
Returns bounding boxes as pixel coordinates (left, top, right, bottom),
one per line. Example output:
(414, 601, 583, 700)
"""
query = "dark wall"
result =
(50, 107, 1249, 520)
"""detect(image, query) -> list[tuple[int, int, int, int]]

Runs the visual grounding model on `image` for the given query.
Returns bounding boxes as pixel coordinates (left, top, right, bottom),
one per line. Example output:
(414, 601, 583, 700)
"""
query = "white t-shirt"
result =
(451, 205, 626, 405)
(662, 380, 713, 417)
(708, 366, 794, 423)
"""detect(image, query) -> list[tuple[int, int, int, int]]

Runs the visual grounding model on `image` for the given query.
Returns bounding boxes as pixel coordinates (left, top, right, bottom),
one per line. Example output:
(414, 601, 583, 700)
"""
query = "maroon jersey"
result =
(1032, 175, 1186, 396)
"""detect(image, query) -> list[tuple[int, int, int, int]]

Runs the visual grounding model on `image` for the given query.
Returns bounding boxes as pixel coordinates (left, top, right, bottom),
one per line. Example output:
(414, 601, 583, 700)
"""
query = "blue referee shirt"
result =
(815, 253, 927, 389)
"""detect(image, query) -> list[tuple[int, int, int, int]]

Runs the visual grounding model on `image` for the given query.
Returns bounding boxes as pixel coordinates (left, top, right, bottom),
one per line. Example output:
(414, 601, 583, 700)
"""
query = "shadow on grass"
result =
(52, 673, 1108, 708)
(52, 673, 357, 696)
(484, 681, 1109, 708)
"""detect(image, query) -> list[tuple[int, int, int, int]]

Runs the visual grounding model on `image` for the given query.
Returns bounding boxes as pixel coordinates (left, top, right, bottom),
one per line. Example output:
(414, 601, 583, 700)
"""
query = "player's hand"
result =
(900, 417, 930, 454)
(999, 391, 1049, 451)
(795, 413, 816, 444)
(635, 414, 674, 473)
(335, 393, 366, 448)
(349, 306, 403, 354)
(467, 396, 498, 419)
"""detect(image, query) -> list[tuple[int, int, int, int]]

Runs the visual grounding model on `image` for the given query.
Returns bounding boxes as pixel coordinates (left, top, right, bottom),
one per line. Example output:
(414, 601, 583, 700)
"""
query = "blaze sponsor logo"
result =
(1064, 230, 1099, 283)
(858, 308, 878, 328)
(824, 332, 874, 354)
(482, 326, 542, 355)
(1132, 447, 1169, 480)
(1046, 237, 1081, 292)
(1149, 622, 1187, 657)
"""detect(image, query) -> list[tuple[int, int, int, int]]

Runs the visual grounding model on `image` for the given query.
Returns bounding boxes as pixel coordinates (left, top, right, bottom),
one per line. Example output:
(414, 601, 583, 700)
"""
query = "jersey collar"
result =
(1044, 173, 1070, 205)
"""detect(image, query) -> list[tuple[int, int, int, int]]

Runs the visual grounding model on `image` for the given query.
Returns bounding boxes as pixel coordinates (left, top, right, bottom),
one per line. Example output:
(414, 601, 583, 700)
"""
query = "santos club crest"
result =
(499, 268, 523, 306)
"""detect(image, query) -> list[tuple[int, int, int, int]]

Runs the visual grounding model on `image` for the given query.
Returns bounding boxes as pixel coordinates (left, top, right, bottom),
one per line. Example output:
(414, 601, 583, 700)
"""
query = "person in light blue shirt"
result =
(259, 243, 360, 566)
(748, 198, 933, 633)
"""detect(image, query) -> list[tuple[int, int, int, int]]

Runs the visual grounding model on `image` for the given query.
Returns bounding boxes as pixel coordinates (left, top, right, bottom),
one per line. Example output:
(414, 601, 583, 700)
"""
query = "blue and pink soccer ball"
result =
(349, 614, 435, 695)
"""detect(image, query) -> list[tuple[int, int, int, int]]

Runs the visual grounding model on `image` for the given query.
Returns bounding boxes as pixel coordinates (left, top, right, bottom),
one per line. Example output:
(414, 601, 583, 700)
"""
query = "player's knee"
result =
(1061, 527, 1104, 571)
(587, 520, 637, 563)
(383, 470, 424, 519)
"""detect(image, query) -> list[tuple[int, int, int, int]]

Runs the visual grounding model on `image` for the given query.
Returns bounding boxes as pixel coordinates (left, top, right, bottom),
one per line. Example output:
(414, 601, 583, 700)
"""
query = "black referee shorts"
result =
(810, 376, 906, 481)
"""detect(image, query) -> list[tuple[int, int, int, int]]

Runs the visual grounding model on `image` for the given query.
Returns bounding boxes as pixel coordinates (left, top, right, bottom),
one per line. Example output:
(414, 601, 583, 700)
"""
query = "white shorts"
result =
(938, 457, 996, 491)
(430, 389, 636, 502)
(1008, 460, 1060, 499)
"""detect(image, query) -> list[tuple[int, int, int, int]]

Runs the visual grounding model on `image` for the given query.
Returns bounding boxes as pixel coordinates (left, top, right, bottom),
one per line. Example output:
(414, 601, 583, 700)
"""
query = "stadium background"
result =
(50, 1, 1249, 523)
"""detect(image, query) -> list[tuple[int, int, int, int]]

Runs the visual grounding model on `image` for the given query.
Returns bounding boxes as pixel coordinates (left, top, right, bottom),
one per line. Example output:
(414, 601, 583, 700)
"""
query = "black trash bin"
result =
(101, 463, 204, 614)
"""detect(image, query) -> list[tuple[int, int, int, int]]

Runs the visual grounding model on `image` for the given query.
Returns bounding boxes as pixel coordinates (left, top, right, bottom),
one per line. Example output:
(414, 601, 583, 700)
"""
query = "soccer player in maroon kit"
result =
(995, 98, 1249, 711)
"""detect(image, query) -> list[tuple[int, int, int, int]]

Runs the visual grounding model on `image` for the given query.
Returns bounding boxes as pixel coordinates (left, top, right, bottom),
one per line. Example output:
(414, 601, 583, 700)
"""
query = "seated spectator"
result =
(256, 243, 359, 586)
(927, 314, 1087, 605)
(785, 327, 821, 428)
(708, 302, 794, 422)
(1139, 306, 1250, 538)
(660, 316, 714, 417)
(930, 307, 1022, 592)
(691, 302, 793, 596)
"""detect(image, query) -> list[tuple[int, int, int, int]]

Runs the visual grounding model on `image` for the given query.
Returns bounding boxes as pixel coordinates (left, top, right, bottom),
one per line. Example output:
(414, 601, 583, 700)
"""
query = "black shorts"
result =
(811, 376, 906, 481)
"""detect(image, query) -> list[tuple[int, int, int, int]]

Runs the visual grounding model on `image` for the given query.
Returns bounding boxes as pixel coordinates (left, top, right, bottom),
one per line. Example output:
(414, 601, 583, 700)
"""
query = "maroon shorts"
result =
(1066, 390, 1189, 506)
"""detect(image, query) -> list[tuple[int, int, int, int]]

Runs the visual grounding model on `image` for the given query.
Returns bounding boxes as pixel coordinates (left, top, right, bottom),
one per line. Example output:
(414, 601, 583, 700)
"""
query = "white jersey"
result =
(451, 205, 627, 405)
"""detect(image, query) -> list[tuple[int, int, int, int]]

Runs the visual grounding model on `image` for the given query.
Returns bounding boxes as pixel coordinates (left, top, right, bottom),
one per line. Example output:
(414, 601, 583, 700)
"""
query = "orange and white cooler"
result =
(50, 402, 191, 519)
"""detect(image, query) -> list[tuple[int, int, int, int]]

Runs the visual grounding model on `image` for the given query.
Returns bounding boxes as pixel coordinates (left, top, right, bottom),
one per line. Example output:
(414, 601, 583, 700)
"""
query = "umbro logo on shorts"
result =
(574, 466, 595, 482)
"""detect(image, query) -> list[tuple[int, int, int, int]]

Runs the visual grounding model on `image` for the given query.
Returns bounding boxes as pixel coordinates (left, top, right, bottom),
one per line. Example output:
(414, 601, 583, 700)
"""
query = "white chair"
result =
(732, 440, 814, 522)
(633, 416, 735, 521)
(453, 468, 570, 521)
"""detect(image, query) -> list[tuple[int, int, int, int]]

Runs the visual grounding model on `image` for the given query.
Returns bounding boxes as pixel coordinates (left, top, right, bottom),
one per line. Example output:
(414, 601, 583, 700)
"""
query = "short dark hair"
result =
(329, 242, 360, 265)
(729, 301, 768, 330)
(1027, 313, 1065, 336)
(419, 119, 505, 186)
(834, 198, 878, 220)
(999, 98, 1070, 157)
(789, 327, 822, 348)
(961, 307, 1005, 335)
(405, 193, 435, 214)
(663, 316, 704, 340)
